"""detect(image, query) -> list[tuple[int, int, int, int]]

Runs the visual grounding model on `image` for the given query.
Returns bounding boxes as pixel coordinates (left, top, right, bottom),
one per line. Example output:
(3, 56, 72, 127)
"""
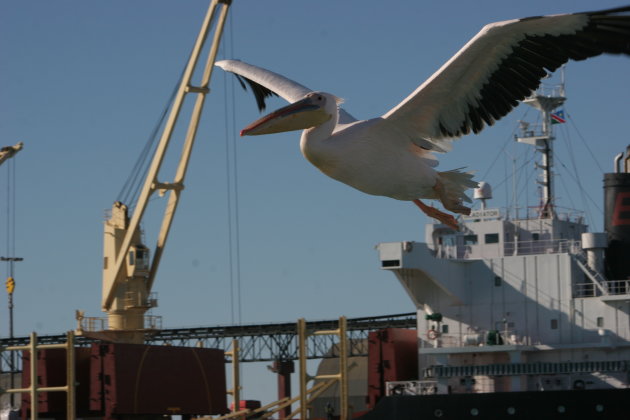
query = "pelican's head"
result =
(240, 92, 341, 136)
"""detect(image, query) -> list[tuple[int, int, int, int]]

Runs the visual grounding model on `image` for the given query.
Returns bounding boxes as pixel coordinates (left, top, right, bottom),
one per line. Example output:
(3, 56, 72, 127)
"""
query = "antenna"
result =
(516, 73, 566, 219)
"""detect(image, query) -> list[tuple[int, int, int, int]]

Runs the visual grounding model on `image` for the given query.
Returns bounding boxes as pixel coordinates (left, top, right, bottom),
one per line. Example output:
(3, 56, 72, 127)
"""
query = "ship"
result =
(363, 81, 630, 419)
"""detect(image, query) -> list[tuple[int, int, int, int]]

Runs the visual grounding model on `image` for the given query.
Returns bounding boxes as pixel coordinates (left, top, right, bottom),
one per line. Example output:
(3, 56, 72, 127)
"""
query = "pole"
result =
(271, 360, 294, 419)
(226, 339, 240, 413)
(3, 255, 23, 408)
(9, 291, 14, 406)
(339, 316, 349, 420)
(297, 318, 308, 420)
(30, 332, 38, 420)
(66, 330, 76, 420)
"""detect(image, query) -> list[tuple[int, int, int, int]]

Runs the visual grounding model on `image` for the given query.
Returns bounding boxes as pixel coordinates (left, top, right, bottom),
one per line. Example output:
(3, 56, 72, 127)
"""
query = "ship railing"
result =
(574, 280, 630, 298)
(81, 316, 107, 332)
(574, 282, 598, 298)
(530, 83, 566, 99)
(123, 291, 159, 310)
(385, 380, 445, 396)
(505, 238, 581, 256)
(76, 314, 163, 332)
(553, 207, 586, 224)
(145, 314, 163, 330)
(425, 360, 630, 380)
(517, 121, 546, 140)
(604, 280, 630, 296)
(423, 329, 522, 348)
(438, 239, 580, 260)
(504, 206, 585, 223)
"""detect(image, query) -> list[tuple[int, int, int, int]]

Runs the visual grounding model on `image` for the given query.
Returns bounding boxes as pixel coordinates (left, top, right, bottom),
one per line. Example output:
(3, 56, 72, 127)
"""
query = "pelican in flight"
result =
(217, 6, 630, 229)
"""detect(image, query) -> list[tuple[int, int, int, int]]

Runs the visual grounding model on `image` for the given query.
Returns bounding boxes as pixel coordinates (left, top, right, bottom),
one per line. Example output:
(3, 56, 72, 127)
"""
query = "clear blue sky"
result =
(1, 0, 629, 403)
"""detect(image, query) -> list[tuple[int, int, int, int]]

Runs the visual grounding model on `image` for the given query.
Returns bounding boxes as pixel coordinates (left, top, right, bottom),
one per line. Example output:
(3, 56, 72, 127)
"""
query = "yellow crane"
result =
(76, 0, 232, 344)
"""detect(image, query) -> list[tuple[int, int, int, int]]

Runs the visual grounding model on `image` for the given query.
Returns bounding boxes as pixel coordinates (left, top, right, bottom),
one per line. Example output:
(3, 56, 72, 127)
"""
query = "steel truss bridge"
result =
(0, 312, 416, 367)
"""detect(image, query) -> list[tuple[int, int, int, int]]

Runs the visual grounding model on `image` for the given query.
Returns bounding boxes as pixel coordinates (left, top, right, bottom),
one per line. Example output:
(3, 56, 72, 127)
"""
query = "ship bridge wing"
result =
(377, 241, 481, 306)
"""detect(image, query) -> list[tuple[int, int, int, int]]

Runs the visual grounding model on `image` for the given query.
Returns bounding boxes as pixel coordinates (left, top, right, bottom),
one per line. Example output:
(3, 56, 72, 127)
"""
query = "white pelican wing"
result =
(216, 59, 357, 123)
(383, 6, 630, 150)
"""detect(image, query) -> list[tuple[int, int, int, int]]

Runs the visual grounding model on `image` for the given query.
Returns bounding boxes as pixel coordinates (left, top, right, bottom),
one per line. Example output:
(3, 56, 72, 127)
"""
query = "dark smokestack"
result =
(604, 146, 630, 280)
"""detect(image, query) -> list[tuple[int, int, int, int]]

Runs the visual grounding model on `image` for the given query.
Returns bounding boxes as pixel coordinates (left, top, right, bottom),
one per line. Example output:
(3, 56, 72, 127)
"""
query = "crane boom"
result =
(0, 142, 23, 166)
(87, 0, 232, 342)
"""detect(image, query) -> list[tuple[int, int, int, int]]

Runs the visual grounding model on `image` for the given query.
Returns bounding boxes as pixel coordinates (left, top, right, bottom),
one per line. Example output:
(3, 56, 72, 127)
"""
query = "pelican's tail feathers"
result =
(437, 169, 478, 214)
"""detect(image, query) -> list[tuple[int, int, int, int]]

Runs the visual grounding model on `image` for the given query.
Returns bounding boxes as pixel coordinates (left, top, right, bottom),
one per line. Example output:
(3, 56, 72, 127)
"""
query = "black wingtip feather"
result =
(440, 6, 630, 138)
(233, 74, 278, 112)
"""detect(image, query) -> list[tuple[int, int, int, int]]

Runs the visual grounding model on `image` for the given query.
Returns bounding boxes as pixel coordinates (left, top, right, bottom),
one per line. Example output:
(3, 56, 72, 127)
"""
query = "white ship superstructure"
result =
(376, 83, 630, 395)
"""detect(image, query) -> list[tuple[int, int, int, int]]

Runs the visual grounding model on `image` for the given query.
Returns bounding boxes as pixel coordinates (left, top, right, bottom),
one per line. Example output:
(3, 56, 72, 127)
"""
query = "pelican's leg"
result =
(412, 199, 459, 231)
(434, 179, 472, 215)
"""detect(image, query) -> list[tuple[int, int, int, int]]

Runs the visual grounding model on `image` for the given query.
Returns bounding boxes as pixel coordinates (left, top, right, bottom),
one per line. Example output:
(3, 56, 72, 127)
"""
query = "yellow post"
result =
(226, 339, 240, 413)
(66, 331, 76, 420)
(297, 318, 308, 420)
(339, 316, 349, 420)
(297, 317, 350, 420)
(29, 332, 37, 420)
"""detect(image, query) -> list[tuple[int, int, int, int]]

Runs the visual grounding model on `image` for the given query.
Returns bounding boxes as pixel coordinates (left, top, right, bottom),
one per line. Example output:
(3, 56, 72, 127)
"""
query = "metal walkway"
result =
(0, 312, 416, 363)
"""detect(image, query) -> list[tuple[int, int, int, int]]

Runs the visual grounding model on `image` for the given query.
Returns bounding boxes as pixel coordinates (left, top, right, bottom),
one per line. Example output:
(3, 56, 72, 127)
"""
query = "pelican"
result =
(217, 6, 630, 229)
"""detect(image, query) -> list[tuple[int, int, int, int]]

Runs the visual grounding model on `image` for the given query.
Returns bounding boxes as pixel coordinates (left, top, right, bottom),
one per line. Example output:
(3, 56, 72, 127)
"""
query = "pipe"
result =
(614, 152, 624, 173)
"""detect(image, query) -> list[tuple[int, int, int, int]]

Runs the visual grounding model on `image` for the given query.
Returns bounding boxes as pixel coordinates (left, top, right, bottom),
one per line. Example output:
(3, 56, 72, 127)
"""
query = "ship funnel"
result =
(604, 145, 630, 280)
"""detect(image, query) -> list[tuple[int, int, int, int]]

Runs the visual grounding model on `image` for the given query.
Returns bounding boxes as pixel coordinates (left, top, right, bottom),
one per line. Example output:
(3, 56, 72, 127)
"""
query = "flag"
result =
(551, 109, 566, 124)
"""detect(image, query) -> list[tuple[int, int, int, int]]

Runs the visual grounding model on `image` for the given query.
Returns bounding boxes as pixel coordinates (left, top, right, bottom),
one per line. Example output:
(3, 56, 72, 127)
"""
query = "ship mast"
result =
(516, 74, 566, 219)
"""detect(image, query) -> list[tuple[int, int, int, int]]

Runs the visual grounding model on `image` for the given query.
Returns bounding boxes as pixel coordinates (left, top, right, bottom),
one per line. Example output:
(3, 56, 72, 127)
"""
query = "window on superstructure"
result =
(494, 276, 502, 286)
(533, 233, 540, 241)
(551, 319, 558, 329)
(485, 233, 499, 244)
(442, 324, 449, 334)
(464, 234, 478, 245)
(597, 317, 604, 327)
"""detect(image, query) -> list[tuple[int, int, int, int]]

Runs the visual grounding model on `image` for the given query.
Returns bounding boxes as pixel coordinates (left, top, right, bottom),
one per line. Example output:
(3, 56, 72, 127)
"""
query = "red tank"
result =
(366, 328, 418, 408)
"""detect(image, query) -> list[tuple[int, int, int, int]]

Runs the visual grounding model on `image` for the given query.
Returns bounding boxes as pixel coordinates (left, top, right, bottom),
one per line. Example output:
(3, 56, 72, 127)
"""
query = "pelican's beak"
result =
(240, 96, 331, 136)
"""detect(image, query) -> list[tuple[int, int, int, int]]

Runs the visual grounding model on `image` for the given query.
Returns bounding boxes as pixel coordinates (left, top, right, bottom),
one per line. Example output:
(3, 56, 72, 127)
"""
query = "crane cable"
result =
(4, 156, 17, 279)
(117, 55, 190, 209)
(558, 110, 601, 227)
(219, 10, 244, 394)
(478, 108, 536, 213)
(222, 11, 242, 325)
